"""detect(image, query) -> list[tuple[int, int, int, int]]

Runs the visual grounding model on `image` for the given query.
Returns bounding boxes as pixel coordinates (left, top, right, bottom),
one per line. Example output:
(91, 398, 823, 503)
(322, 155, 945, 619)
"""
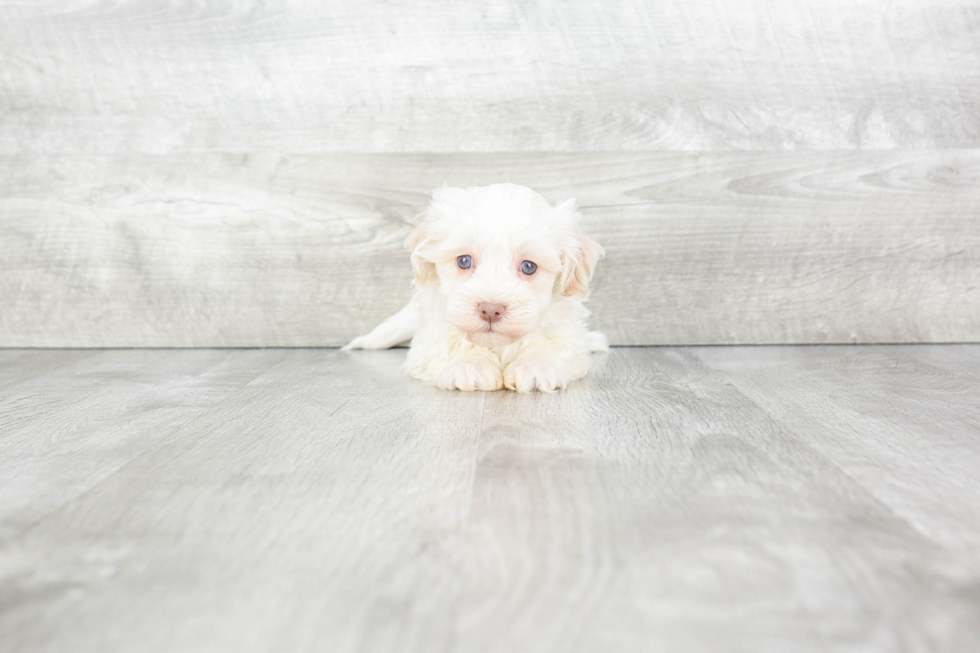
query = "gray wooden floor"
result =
(1, 346, 979, 653)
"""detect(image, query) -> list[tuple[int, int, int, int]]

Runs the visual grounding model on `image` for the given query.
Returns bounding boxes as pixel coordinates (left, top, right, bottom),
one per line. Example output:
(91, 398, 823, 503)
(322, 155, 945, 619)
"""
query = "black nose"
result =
(478, 302, 505, 323)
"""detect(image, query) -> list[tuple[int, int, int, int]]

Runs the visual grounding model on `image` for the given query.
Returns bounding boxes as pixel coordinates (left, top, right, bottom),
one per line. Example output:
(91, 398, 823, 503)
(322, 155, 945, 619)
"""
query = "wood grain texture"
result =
(2, 151, 978, 346)
(0, 349, 287, 538)
(1, 0, 979, 152)
(1, 346, 979, 652)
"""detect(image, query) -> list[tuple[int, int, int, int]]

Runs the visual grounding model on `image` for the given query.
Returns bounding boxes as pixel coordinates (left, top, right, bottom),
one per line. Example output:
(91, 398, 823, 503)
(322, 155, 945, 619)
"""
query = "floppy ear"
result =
(559, 232, 604, 297)
(406, 221, 437, 286)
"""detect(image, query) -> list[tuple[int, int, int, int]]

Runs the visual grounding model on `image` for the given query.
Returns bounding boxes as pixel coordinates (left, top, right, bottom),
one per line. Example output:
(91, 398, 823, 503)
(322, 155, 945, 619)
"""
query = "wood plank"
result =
(692, 345, 980, 553)
(2, 151, 978, 346)
(0, 349, 287, 537)
(2, 347, 979, 652)
(0, 350, 98, 389)
(1, 1, 978, 152)
(899, 344, 980, 381)
(461, 347, 980, 651)
(0, 349, 486, 652)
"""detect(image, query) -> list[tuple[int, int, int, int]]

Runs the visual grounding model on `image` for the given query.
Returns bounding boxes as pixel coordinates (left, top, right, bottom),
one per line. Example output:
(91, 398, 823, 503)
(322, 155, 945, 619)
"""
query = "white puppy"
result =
(344, 183, 608, 392)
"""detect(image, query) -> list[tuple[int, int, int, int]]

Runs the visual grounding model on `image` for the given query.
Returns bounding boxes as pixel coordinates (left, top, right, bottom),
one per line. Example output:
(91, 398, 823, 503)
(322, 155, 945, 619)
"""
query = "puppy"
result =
(344, 183, 608, 392)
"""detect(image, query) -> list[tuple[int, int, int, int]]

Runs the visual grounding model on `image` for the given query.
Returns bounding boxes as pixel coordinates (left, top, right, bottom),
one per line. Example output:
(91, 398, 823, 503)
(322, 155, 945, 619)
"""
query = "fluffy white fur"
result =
(344, 183, 608, 392)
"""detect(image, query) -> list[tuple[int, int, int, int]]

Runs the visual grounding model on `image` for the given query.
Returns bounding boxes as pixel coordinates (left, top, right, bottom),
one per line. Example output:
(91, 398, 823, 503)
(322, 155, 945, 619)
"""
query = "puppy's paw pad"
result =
(504, 360, 569, 393)
(436, 362, 503, 392)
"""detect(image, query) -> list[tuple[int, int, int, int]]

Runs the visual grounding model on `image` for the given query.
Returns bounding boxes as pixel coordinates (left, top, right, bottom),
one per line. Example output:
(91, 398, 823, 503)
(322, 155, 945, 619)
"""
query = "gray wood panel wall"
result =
(2, 1, 978, 346)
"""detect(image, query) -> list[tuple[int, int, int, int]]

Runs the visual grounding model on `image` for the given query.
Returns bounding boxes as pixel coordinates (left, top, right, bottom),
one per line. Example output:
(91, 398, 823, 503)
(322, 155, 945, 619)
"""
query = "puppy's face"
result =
(408, 184, 603, 348)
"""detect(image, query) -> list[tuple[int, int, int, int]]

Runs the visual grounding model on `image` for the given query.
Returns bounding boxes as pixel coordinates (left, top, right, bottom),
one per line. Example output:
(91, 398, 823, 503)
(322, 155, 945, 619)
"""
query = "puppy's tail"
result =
(342, 300, 419, 350)
(587, 331, 609, 353)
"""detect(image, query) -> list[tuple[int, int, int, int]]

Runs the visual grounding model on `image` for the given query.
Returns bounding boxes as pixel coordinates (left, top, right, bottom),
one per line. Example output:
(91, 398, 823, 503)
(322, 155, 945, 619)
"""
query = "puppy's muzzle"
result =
(478, 302, 506, 324)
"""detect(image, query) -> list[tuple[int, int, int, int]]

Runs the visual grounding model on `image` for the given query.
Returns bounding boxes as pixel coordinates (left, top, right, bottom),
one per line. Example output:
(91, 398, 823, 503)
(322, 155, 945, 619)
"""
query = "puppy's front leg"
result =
(405, 328, 504, 392)
(434, 354, 503, 392)
(504, 341, 589, 393)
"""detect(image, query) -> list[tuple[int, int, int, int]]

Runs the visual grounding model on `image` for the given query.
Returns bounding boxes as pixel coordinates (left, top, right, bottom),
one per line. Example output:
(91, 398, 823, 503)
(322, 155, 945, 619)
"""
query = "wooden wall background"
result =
(1, 0, 978, 347)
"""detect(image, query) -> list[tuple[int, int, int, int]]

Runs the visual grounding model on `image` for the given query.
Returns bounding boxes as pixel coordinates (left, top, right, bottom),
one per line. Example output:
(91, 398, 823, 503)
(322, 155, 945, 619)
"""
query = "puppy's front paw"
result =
(435, 361, 503, 392)
(504, 359, 570, 393)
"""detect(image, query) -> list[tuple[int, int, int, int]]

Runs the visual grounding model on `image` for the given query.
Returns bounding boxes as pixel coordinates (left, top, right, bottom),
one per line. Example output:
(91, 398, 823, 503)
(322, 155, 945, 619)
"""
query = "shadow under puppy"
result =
(345, 183, 608, 392)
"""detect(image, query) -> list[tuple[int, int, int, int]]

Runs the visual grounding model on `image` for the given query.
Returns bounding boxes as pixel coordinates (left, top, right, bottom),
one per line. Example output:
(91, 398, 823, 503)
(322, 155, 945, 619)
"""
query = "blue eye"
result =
(520, 260, 537, 275)
(457, 255, 473, 270)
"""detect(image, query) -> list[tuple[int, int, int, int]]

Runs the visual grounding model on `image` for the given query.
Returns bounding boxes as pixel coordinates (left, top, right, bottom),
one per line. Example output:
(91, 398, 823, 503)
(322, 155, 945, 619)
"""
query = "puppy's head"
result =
(407, 183, 603, 348)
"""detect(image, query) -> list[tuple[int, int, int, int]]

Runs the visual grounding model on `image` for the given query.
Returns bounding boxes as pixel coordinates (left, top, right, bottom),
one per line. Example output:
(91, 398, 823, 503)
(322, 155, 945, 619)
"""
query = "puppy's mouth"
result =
(465, 324, 520, 347)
